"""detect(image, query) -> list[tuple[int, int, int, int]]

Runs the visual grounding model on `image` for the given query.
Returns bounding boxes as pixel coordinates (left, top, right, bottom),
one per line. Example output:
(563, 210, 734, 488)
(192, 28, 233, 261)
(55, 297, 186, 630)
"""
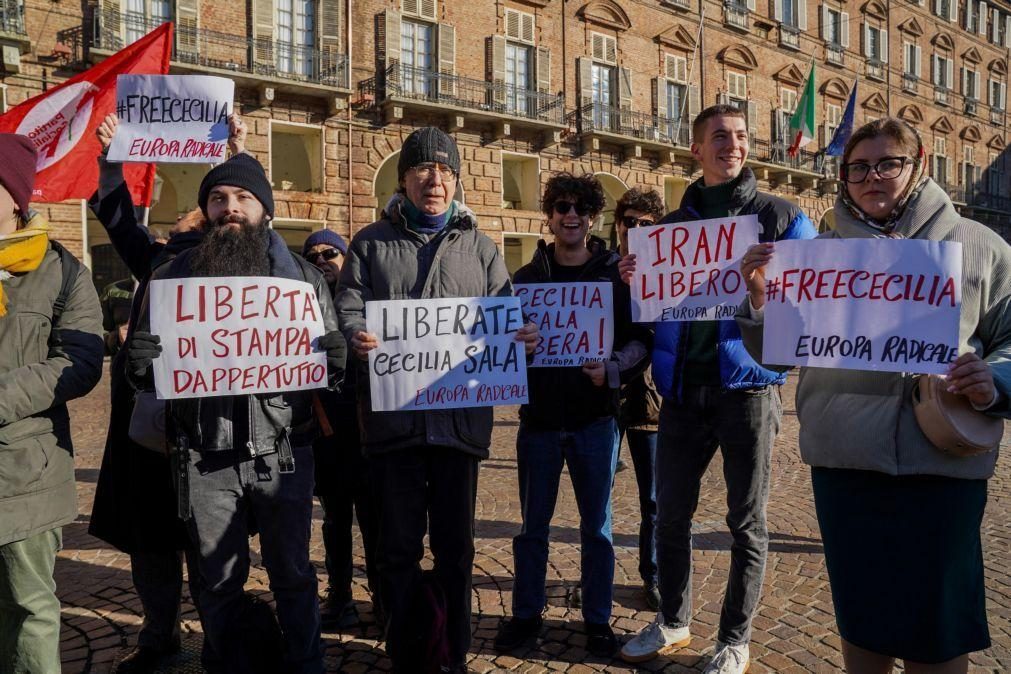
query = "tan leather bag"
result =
(912, 375, 1003, 457)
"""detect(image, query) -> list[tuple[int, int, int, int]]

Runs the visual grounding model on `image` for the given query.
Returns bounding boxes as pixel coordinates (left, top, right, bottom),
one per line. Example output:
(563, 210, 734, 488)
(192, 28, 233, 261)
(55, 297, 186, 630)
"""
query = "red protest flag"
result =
(0, 23, 172, 206)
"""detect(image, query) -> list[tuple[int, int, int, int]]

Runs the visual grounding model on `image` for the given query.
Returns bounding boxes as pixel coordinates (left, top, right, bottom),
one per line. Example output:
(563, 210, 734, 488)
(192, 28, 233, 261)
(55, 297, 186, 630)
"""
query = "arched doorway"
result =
(591, 172, 628, 250)
(372, 149, 467, 223)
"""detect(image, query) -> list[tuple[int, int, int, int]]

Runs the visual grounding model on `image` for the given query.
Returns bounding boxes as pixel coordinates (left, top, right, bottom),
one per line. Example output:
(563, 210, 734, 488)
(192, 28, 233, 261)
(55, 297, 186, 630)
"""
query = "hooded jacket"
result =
(736, 178, 1011, 479)
(653, 168, 817, 399)
(514, 237, 651, 431)
(335, 194, 512, 458)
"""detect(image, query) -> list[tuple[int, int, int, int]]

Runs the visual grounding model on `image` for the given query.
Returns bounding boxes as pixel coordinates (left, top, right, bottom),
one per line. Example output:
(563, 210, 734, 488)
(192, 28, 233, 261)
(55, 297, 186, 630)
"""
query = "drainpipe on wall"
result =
(562, 0, 568, 112)
(346, 0, 355, 240)
(885, 0, 891, 116)
(699, 0, 706, 116)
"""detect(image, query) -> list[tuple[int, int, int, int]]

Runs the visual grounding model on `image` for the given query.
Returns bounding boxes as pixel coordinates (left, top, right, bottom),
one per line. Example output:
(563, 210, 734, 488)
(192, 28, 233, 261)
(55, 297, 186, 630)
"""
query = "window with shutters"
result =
(401, 19, 435, 95)
(123, 0, 170, 44)
(904, 42, 919, 77)
(825, 7, 843, 45)
(663, 80, 687, 140)
(504, 8, 535, 44)
(665, 54, 688, 83)
(935, 54, 952, 88)
(934, 0, 951, 19)
(504, 42, 533, 114)
(727, 71, 747, 109)
(825, 102, 842, 140)
(591, 62, 616, 127)
(933, 137, 948, 183)
(402, 0, 436, 21)
(275, 0, 316, 77)
(963, 144, 976, 188)
(965, 1, 981, 32)
(990, 78, 1006, 109)
(591, 32, 617, 65)
(270, 121, 322, 192)
(781, 89, 798, 113)
(988, 152, 1003, 194)
(866, 24, 884, 61)
(964, 67, 979, 99)
(782, 0, 800, 27)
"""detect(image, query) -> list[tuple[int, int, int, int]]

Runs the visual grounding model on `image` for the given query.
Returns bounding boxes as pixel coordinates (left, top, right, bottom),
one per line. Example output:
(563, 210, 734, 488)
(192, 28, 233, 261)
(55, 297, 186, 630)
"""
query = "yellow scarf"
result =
(0, 218, 50, 317)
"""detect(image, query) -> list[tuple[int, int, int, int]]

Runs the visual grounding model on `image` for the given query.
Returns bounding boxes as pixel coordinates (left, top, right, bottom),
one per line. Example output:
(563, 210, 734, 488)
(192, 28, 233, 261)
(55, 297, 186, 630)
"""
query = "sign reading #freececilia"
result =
(761, 239, 962, 374)
(628, 215, 760, 322)
(365, 297, 529, 412)
(108, 75, 233, 163)
(514, 282, 613, 367)
(148, 277, 329, 399)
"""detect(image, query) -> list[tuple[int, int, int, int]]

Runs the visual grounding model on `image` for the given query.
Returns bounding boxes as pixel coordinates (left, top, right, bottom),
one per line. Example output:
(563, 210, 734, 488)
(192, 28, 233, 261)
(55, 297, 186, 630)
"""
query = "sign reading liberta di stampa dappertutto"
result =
(365, 296, 529, 412)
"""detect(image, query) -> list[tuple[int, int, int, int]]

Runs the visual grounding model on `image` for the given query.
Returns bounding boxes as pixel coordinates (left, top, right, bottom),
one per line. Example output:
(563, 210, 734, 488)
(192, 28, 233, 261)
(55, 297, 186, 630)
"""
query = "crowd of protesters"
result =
(0, 102, 1007, 674)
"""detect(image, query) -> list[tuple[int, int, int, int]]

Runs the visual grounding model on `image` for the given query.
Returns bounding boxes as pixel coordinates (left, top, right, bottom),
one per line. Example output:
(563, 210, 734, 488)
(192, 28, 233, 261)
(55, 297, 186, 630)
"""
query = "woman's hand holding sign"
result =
(946, 353, 998, 408)
(515, 322, 539, 355)
(741, 242, 775, 311)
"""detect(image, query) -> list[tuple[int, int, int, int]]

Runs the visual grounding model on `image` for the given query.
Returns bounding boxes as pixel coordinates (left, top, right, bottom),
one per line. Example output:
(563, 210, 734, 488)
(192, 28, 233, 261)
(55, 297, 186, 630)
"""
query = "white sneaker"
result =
(703, 641, 750, 674)
(619, 614, 691, 663)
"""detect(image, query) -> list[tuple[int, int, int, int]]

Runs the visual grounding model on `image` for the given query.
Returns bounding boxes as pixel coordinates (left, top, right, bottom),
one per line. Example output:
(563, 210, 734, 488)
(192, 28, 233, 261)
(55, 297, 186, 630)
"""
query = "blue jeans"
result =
(625, 429, 658, 586)
(512, 417, 619, 625)
(655, 385, 780, 646)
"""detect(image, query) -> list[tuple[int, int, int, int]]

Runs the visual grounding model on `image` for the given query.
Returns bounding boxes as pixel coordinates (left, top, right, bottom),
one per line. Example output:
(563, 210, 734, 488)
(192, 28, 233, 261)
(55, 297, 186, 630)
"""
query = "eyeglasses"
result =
(553, 200, 591, 216)
(620, 216, 655, 228)
(840, 156, 912, 183)
(306, 248, 342, 264)
(411, 163, 457, 181)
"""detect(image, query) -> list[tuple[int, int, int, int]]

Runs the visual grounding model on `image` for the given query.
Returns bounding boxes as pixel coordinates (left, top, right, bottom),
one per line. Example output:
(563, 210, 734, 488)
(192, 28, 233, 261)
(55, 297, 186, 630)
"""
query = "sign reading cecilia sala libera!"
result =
(514, 282, 614, 367)
(365, 296, 529, 411)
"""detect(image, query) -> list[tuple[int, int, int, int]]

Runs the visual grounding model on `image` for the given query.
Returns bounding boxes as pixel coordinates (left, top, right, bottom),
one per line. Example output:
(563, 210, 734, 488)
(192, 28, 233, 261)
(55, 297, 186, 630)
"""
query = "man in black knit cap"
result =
(126, 152, 346, 674)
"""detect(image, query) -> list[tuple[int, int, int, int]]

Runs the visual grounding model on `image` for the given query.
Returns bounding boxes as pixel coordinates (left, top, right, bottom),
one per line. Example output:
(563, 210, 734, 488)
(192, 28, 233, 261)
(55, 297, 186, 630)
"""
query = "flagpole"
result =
(674, 7, 705, 145)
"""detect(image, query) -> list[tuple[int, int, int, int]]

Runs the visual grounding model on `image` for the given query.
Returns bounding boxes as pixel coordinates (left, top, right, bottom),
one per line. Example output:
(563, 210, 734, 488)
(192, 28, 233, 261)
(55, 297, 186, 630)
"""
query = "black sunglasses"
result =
(307, 248, 342, 264)
(553, 200, 591, 216)
(621, 216, 655, 228)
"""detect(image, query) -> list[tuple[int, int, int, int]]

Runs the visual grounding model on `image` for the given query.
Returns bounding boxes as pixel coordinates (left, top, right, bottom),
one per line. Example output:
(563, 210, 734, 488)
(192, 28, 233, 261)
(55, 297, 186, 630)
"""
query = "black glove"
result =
(127, 331, 162, 379)
(318, 330, 347, 385)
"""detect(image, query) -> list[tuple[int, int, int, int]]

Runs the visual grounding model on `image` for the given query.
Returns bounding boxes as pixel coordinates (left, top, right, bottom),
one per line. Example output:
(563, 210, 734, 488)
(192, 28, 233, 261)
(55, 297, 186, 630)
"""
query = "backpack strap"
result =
(50, 240, 80, 327)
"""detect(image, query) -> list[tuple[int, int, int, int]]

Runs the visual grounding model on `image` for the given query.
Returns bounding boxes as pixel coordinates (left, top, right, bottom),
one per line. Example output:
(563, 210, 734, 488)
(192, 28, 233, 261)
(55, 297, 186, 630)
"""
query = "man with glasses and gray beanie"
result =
(126, 152, 347, 674)
(336, 126, 538, 673)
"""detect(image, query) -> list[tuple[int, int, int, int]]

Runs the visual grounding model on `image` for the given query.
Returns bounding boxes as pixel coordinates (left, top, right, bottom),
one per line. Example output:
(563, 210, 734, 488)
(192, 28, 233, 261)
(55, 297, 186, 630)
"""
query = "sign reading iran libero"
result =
(149, 277, 328, 399)
(514, 282, 613, 367)
(628, 215, 760, 322)
(108, 75, 233, 163)
(760, 239, 962, 374)
(365, 297, 528, 412)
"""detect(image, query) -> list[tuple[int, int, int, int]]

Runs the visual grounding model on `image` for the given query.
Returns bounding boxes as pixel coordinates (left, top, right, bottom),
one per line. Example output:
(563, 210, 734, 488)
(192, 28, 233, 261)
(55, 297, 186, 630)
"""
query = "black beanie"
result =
(397, 127, 461, 181)
(198, 153, 275, 219)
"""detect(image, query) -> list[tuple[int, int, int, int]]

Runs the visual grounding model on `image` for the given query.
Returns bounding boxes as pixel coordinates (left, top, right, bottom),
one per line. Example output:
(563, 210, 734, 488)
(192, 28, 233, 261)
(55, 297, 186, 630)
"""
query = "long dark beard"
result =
(189, 216, 271, 277)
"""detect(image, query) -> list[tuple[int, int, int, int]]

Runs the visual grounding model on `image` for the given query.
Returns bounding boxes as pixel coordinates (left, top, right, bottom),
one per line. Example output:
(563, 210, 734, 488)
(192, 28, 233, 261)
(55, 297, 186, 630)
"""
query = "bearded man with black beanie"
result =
(126, 152, 346, 674)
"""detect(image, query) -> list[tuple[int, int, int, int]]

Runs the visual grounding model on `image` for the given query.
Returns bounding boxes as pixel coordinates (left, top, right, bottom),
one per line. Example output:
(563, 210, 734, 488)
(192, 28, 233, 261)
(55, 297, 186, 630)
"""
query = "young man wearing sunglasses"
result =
(495, 173, 650, 658)
(618, 105, 816, 674)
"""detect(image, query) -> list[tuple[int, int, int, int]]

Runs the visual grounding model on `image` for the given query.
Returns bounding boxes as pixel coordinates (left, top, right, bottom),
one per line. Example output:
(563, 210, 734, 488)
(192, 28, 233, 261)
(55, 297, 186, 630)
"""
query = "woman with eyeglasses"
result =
(738, 117, 1011, 674)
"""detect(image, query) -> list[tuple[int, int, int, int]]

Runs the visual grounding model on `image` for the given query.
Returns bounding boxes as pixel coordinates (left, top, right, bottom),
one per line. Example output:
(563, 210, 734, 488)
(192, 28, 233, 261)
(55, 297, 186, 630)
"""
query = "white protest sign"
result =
(108, 75, 233, 163)
(629, 215, 760, 322)
(761, 239, 962, 374)
(365, 296, 528, 411)
(149, 277, 328, 399)
(514, 282, 613, 367)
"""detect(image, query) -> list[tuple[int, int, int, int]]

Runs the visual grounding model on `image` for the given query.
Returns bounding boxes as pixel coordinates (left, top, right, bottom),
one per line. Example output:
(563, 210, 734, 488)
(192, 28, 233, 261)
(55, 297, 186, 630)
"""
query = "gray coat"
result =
(335, 195, 512, 458)
(737, 179, 1011, 479)
(0, 243, 104, 546)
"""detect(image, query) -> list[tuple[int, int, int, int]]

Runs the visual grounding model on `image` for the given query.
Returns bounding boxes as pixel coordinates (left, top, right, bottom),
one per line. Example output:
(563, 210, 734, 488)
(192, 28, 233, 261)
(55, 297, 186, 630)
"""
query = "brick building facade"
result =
(1, 0, 1009, 284)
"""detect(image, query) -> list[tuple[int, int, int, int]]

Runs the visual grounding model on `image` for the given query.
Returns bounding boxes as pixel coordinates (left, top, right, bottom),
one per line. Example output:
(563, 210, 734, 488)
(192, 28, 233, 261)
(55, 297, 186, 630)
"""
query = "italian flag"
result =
(788, 63, 816, 157)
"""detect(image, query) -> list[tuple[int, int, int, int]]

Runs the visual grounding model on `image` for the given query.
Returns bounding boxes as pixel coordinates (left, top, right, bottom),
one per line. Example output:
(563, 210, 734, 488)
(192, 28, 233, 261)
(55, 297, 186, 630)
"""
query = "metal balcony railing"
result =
(752, 137, 820, 173)
(968, 190, 1011, 212)
(902, 73, 918, 93)
(779, 24, 801, 49)
(366, 62, 565, 125)
(724, 3, 750, 30)
(663, 0, 693, 9)
(940, 182, 966, 204)
(567, 102, 692, 146)
(825, 43, 844, 65)
(865, 60, 884, 81)
(991, 108, 1005, 124)
(964, 98, 978, 116)
(0, 0, 25, 35)
(934, 86, 950, 105)
(85, 9, 347, 87)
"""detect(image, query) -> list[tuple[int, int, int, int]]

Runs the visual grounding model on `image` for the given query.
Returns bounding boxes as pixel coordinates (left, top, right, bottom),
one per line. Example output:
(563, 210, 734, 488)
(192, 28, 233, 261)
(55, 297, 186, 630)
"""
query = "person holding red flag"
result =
(0, 22, 172, 205)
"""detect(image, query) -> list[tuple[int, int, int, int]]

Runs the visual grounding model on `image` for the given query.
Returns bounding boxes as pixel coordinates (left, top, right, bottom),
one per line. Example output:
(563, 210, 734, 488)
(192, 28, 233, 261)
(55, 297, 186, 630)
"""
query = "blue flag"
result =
(826, 82, 857, 157)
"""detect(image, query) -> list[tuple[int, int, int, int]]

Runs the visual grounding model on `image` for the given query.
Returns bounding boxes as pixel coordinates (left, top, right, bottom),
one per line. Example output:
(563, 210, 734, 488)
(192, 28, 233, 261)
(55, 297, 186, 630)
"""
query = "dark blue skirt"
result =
(811, 467, 990, 664)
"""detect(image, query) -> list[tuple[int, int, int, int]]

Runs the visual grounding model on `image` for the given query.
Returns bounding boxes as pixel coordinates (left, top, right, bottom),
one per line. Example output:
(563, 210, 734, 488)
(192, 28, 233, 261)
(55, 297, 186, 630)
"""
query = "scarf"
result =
(0, 216, 50, 317)
(838, 128, 929, 237)
(402, 197, 457, 235)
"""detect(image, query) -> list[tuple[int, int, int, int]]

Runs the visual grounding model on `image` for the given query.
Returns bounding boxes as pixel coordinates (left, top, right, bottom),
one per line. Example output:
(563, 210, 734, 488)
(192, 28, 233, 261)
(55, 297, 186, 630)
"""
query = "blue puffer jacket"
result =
(653, 168, 817, 400)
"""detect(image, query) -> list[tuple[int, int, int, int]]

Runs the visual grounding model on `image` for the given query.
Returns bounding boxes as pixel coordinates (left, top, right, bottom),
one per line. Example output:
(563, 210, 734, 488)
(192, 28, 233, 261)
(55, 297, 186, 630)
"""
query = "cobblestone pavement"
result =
(58, 365, 1011, 673)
